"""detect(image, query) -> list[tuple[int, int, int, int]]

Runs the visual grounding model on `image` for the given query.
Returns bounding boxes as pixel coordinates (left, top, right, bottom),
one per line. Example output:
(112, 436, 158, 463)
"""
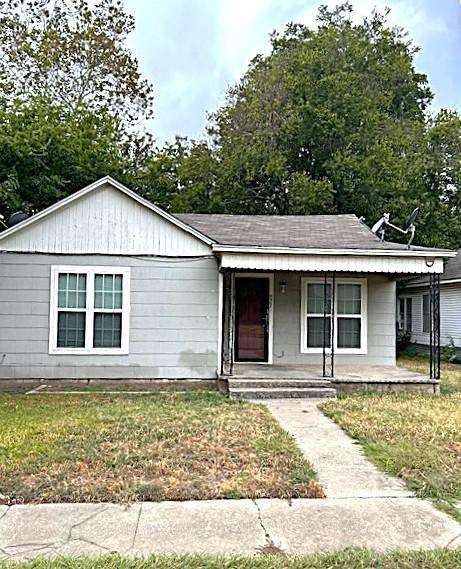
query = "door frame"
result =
(233, 272, 274, 365)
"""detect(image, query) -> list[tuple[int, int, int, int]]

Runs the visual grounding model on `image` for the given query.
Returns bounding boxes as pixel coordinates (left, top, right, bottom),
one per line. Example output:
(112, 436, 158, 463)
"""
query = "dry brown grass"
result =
(0, 391, 323, 504)
(323, 356, 461, 521)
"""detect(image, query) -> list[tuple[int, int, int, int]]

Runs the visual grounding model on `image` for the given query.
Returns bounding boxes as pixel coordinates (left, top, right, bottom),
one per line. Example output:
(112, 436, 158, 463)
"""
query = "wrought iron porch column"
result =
(429, 273, 440, 380)
(221, 270, 235, 376)
(322, 272, 335, 378)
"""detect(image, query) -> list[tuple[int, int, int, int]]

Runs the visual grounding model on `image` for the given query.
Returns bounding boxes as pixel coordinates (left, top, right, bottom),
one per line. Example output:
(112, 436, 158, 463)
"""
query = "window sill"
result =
(49, 348, 129, 356)
(300, 348, 368, 355)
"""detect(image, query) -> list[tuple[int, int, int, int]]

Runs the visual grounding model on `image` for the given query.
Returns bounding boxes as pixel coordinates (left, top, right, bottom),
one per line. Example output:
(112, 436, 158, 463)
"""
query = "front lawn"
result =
(323, 356, 461, 521)
(1, 550, 461, 569)
(0, 391, 322, 504)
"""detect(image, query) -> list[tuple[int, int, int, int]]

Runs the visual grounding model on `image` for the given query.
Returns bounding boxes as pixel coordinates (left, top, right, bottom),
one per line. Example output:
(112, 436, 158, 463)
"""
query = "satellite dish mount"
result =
(371, 208, 420, 249)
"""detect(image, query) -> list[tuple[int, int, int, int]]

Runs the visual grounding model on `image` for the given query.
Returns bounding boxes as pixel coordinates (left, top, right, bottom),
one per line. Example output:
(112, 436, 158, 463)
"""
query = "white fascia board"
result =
(0, 176, 215, 246)
(211, 244, 456, 258)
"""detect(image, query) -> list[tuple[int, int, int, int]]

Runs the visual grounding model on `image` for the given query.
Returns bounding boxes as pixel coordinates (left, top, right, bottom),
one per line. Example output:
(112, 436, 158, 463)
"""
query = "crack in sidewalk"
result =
(0, 507, 10, 523)
(128, 503, 143, 552)
(253, 500, 284, 554)
(446, 531, 461, 548)
(67, 505, 109, 542)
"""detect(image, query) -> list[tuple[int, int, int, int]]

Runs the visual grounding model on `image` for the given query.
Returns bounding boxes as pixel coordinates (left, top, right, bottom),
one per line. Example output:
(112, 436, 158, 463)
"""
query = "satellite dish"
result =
(404, 207, 419, 231)
(370, 207, 420, 249)
(8, 211, 28, 227)
(371, 214, 389, 235)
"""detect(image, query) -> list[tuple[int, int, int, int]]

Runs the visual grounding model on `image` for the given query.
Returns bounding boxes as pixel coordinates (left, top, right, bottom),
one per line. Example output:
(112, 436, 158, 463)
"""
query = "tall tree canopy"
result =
(1, 1, 460, 249)
(0, 0, 153, 222)
(175, 2, 459, 247)
(0, 0, 153, 127)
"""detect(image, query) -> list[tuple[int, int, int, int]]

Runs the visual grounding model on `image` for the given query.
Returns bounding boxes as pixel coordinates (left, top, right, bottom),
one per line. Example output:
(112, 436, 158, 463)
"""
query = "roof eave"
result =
(211, 244, 456, 258)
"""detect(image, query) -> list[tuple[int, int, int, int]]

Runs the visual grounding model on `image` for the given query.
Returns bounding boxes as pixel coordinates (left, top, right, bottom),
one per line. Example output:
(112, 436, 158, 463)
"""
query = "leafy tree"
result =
(0, 0, 153, 129)
(137, 138, 220, 214)
(0, 0, 154, 221)
(0, 97, 140, 220)
(206, 2, 461, 247)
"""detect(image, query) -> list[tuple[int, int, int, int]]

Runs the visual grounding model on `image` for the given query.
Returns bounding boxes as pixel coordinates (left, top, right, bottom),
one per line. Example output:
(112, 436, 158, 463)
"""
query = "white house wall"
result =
(0, 184, 212, 256)
(272, 273, 396, 366)
(0, 253, 219, 379)
(400, 284, 461, 348)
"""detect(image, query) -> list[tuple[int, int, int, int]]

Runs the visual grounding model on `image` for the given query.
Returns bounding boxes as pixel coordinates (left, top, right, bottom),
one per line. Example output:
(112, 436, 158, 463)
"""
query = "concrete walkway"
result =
(261, 399, 412, 499)
(0, 400, 460, 561)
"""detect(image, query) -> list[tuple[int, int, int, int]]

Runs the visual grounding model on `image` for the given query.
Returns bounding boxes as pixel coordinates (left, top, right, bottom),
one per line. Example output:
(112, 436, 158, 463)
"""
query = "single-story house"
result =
(398, 248, 461, 353)
(0, 177, 455, 397)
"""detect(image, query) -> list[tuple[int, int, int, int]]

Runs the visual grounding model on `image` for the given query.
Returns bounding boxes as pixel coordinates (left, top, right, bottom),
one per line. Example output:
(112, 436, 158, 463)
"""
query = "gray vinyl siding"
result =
(399, 283, 461, 348)
(0, 253, 218, 379)
(273, 273, 396, 366)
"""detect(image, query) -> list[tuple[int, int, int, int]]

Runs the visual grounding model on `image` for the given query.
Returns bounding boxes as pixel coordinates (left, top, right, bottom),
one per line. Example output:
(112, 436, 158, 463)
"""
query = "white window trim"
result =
(49, 265, 131, 355)
(397, 295, 413, 333)
(300, 277, 367, 355)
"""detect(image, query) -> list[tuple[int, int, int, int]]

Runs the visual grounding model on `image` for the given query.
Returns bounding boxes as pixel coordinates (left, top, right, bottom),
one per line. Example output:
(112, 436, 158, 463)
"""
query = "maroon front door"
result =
(235, 277, 269, 362)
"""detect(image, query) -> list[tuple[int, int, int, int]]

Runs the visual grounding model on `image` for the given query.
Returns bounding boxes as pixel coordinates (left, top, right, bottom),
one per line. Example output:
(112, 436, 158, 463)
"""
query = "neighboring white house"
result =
(397, 250, 461, 349)
(0, 177, 455, 396)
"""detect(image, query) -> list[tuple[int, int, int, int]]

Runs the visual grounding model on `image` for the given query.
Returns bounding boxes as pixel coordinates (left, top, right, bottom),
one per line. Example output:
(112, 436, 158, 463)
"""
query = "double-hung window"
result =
(49, 266, 130, 354)
(301, 278, 367, 353)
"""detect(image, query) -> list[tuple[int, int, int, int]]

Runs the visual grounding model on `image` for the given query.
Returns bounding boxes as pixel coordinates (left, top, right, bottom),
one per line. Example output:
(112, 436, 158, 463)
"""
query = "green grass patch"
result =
(1, 550, 461, 569)
(322, 357, 461, 521)
(0, 391, 322, 504)
(398, 354, 461, 394)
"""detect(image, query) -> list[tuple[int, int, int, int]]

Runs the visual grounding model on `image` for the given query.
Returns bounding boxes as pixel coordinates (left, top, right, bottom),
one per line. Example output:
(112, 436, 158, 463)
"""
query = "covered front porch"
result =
(217, 263, 442, 397)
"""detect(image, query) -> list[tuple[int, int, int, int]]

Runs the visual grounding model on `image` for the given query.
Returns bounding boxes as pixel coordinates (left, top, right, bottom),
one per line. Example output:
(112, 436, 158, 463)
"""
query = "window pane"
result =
(337, 318, 361, 349)
(337, 284, 361, 314)
(406, 298, 412, 332)
(399, 298, 405, 328)
(95, 274, 123, 309)
(57, 312, 86, 347)
(93, 313, 122, 348)
(306, 317, 330, 348)
(423, 295, 430, 333)
(58, 273, 86, 308)
(307, 283, 331, 314)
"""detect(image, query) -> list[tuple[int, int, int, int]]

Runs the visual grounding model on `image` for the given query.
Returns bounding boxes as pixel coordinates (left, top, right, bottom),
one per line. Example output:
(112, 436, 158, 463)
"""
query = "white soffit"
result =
(219, 252, 445, 274)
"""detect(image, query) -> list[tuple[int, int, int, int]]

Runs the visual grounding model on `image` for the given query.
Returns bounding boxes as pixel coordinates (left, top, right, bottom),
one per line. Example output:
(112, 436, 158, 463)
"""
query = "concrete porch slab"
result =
(230, 363, 438, 393)
(232, 363, 428, 383)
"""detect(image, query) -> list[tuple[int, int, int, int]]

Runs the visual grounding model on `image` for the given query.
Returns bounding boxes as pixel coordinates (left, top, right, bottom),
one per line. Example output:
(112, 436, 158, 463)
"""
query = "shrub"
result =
(441, 336, 458, 363)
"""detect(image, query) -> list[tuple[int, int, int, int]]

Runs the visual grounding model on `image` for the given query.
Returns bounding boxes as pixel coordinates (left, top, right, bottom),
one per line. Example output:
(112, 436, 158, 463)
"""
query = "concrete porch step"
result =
(230, 387, 337, 400)
(228, 378, 332, 389)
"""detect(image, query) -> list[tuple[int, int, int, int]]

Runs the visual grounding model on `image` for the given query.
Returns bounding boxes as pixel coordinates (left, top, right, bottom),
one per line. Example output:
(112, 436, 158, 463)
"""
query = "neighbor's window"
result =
(422, 294, 430, 333)
(302, 279, 366, 353)
(50, 267, 130, 354)
(398, 297, 413, 333)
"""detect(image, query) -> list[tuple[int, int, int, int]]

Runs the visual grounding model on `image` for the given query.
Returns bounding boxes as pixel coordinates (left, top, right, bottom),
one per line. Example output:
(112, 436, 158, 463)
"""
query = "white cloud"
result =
(122, 0, 456, 141)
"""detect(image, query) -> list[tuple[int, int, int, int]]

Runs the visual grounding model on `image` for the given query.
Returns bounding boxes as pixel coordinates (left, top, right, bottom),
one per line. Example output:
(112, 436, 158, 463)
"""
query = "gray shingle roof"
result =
(175, 213, 448, 252)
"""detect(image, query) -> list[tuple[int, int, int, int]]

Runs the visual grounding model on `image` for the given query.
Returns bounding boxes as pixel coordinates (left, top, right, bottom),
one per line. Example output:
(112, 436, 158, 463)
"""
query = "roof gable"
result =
(0, 177, 213, 255)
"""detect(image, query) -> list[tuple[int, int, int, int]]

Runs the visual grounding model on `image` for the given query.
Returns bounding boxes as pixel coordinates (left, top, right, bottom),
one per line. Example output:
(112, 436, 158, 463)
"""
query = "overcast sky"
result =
(124, 0, 461, 144)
